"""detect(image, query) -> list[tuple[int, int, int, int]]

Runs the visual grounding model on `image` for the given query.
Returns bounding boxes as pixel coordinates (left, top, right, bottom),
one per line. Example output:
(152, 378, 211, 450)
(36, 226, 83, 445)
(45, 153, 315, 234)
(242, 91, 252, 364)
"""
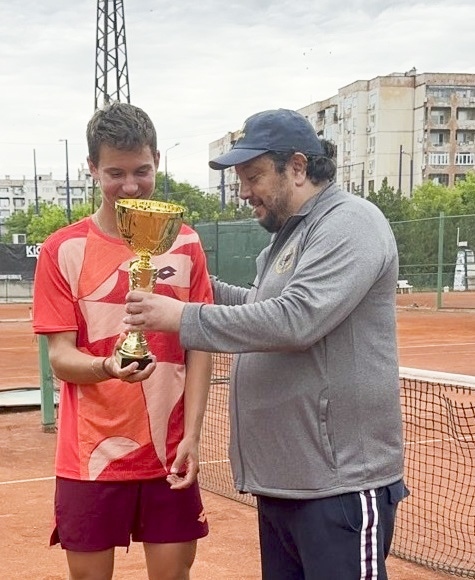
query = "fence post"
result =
(436, 211, 445, 309)
(215, 220, 220, 279)
(38, 334, 56, 433)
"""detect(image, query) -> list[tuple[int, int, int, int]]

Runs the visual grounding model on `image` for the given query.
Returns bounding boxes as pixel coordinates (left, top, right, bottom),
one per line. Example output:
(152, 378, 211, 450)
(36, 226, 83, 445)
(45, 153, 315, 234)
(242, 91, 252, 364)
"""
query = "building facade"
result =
(209, 71, 475, 202)
(0, 166, 92, 236)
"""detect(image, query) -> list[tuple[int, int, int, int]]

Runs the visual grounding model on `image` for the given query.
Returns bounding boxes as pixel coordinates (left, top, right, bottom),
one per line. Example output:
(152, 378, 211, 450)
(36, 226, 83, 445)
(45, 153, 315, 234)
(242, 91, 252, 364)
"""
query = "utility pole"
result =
(33, 149, 39, 214)
(59, 139, 72, 224)
(398, 144, 403, 193)
(94, 0, 131, 110)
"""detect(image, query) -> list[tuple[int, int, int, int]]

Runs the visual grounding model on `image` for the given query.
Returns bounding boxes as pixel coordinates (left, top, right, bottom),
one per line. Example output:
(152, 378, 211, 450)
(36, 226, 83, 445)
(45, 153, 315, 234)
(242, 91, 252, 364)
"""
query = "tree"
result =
(2, 205, 36, 242)
(409, 181, 463, 219)
(366, 177, 411, 222)
(455, 171, 475, 215)
(71, 202, 94, 222)
(27, 204, 69, 243)
(153, 173, 219, 221)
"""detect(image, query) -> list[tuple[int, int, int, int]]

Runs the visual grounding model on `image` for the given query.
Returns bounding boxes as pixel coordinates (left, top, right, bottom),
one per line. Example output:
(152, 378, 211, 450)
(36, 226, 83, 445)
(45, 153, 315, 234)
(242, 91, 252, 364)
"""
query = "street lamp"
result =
(59, 139, 71, 223)
(398, 145, 414, 195)
(164, 142, 180, 200)
(33, 149, 39, 214)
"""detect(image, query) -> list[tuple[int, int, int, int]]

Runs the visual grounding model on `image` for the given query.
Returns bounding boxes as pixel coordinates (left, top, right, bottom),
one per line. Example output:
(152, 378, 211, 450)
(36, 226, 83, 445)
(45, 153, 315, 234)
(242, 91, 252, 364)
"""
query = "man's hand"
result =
(123, 291, 185, 333)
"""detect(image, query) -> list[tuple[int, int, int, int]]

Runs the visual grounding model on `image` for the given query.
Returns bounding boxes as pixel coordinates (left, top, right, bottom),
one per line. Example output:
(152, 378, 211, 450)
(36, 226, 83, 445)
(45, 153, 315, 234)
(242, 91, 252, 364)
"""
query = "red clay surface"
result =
(2, 298, 473, 579)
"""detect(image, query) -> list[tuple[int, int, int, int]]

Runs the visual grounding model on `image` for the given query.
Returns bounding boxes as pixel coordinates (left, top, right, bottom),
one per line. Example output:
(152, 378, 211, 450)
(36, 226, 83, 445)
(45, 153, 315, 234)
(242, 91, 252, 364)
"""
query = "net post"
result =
(38, 334, 56, 433)
(436, 211, 445, 309)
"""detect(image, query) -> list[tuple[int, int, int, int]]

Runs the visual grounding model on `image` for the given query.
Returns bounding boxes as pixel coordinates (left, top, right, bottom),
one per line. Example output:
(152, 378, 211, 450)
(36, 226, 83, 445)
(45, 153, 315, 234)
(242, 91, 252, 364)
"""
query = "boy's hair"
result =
(86, 102, 157, 166)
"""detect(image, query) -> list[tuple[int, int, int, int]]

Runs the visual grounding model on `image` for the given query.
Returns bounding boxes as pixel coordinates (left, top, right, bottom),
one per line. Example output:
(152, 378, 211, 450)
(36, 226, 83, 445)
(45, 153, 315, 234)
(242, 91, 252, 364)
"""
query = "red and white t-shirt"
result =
(33, 216, 212, 481)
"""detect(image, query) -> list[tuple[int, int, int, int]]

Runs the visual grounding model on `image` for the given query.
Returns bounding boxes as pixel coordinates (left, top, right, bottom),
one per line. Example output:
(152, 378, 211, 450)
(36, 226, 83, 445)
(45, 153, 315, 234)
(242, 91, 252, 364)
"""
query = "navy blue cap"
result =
(209, 108, 324, 170)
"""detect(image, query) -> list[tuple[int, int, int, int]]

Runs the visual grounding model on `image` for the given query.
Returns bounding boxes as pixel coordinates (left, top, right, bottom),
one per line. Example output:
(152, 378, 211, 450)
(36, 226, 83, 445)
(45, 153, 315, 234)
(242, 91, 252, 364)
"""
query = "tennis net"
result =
(200, 354, 475, 577)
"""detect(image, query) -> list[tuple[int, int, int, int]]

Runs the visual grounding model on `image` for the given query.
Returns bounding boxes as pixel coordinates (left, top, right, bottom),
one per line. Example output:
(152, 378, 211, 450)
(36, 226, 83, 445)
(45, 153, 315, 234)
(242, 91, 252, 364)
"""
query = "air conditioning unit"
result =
(12, 233, 27, 244)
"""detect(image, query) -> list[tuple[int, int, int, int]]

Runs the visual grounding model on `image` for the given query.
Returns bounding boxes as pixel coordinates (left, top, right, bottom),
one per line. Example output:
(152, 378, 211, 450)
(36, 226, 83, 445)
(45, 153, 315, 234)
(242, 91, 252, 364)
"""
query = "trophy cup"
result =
(115, 199, 184, 369)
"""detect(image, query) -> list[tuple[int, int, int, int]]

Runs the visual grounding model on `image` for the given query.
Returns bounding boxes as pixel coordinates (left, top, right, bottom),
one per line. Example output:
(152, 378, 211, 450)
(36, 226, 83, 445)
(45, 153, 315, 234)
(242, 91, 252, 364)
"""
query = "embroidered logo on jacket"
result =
(275, 245, 296, 274)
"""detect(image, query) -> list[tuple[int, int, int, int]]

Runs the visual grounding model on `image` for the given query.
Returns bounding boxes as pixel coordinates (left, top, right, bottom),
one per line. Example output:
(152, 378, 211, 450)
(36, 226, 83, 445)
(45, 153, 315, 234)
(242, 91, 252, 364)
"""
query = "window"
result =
(430, 131, 448, 146)
(455, 153, 474, 165)
(0, 197, 9, 208)
(429, 174, 449, 186)
(457, 108, 475, 121)
(430, 109, 450, 124)
(13, 198, 26, 208)
(428, 153, 449, 165)
(456, 130, 475, 144)
(427, 87, 452, 99)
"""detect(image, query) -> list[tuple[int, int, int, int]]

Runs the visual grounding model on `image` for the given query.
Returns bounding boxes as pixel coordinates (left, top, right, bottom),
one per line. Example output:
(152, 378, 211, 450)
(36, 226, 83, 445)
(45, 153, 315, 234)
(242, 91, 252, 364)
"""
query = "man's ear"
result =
(291, 152, 308, 184)
(154, 150, 160, 170)
(87, 157, 99, 181)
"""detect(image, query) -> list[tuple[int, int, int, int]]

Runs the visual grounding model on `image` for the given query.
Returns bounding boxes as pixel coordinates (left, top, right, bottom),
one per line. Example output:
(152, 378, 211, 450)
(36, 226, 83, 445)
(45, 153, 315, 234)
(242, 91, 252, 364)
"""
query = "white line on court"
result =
(399, 342, 475, 349)
(405, 435, 473, 446)
(0, 460, 231, 486)
(0, 476, 55, 486)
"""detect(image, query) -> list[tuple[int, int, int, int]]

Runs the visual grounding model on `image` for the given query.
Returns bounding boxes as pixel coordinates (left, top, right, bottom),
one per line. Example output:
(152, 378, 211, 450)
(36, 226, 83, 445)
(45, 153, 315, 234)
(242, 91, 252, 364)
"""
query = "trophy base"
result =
(116, 351, 153, 370)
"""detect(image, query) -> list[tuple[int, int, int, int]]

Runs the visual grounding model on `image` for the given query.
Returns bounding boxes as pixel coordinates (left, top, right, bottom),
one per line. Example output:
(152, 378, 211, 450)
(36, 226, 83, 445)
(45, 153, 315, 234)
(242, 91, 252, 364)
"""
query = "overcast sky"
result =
(1, 0, 474, 191)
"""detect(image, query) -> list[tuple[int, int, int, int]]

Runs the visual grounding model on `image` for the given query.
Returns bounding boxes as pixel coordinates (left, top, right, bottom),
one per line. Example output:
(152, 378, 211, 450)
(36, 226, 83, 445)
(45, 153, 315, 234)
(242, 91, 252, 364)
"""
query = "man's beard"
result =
(258, 180, 292, 233)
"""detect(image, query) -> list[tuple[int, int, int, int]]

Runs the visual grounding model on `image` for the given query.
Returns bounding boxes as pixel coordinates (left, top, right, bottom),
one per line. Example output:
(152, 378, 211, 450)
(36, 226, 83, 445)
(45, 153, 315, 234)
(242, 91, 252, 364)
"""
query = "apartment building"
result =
(209, 71, 475, 203)
(0, 166, 92, 236)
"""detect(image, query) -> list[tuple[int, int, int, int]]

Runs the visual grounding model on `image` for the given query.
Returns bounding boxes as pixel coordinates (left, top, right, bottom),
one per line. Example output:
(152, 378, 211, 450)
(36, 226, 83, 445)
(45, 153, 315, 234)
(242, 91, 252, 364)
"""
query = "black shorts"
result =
(257, 479, 409, 580)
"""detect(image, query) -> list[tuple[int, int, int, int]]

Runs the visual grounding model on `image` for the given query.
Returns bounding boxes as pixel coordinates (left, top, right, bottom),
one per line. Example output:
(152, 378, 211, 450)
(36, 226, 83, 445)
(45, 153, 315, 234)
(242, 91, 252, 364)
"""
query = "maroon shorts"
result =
(51, 477, 209, 551)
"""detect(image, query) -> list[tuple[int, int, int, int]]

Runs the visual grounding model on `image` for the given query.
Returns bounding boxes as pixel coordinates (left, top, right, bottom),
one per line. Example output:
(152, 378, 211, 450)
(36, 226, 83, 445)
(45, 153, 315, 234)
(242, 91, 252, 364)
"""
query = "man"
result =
(33, 102, 212, 580)
(123, 108, 408, 579)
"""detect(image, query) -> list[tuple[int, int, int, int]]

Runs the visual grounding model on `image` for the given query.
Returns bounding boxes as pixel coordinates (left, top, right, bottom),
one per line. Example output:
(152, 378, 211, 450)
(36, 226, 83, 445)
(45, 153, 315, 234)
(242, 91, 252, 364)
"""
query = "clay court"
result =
(1, 297, 475, 579)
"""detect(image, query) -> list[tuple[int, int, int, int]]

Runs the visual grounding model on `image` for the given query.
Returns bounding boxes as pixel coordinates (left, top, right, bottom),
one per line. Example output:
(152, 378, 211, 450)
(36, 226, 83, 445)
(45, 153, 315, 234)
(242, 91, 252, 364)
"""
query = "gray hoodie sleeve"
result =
(211, 276, 249, 306)
(180, 201, 397, 353)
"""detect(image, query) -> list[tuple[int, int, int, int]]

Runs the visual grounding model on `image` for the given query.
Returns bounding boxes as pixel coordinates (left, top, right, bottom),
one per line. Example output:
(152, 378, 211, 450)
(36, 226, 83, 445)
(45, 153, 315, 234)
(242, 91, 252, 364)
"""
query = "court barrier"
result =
(40, 349, 475, 576)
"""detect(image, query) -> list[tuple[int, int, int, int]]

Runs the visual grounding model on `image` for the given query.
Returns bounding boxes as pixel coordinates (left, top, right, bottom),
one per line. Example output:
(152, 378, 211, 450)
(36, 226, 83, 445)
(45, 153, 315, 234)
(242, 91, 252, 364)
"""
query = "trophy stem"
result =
(116, 257, 159, 369)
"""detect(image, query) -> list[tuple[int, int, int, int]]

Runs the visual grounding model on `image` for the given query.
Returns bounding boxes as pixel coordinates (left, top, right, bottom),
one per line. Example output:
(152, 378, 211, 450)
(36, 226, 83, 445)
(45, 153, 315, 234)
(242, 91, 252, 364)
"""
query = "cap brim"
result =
(209, 148, 268, 170)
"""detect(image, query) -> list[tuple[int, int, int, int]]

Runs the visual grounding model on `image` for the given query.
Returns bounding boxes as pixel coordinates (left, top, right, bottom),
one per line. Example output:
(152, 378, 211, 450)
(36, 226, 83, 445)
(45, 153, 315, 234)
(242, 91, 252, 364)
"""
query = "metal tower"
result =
(94, 0, 130, 110)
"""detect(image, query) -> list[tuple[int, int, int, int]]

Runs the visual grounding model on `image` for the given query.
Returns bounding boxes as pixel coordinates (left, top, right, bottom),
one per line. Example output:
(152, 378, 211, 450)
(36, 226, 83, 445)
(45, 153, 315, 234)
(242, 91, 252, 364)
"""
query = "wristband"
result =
(91, 357, 104, 380)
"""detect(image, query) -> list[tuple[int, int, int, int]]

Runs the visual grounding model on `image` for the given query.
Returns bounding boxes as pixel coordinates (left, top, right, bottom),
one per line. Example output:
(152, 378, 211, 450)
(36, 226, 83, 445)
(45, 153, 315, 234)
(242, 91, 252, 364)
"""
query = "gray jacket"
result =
(181, 183, 404, 499)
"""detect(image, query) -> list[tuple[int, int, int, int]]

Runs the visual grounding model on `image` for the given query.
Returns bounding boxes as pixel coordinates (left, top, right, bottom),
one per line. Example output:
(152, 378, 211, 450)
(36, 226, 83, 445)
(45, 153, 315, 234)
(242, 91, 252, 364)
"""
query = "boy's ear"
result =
(87, 157, 99, 180)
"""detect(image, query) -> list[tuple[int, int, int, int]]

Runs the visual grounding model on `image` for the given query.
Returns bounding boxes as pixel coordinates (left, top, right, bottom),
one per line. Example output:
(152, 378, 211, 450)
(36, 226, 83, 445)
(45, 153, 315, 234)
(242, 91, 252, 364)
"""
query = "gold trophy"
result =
(115, 199, 184, 369)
